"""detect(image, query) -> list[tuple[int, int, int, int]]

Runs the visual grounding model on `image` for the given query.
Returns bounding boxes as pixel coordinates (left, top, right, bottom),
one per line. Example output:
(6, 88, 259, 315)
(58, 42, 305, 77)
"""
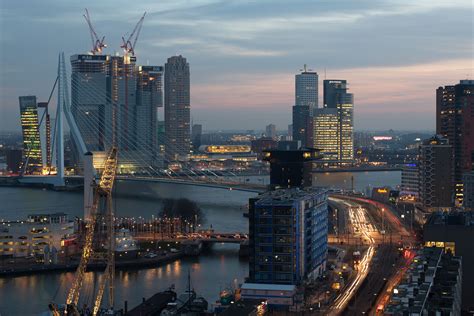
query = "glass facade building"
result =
(19, 96, 43, 174)
(248, 188, 328, 285)
(312, 93, 354, 163)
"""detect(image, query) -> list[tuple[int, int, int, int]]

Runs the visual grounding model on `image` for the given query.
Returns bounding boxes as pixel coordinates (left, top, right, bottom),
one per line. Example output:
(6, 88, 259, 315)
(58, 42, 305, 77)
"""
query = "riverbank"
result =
(0, 252, 183, 277)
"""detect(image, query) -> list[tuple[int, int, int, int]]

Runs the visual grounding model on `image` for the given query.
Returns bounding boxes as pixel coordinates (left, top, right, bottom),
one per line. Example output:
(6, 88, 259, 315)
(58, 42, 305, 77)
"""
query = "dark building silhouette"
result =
(6, 149, 23, 174)
(424, 211, 474, 312)
(292, 105, 311, 148)
(418, 135, 453, 210)
(436, 80, 474, 205)
(323, 80, 347, 109)
(263, 148, 321, 189)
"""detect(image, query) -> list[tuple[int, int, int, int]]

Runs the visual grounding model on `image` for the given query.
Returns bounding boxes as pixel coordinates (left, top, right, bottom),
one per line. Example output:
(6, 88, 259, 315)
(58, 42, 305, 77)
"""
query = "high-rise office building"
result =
(164, 55, 191, 162)
(337, 93, 354, 162)
(70, 54, 108, 153)
(71, 54, 162, 172)
(248, 187, 328, 285)
(292, 68, 318, 148)
(312, 108, 339, 160)
(19, 96, 43, 174)
(295, 67, 318, 110)
(436, 80, 474, 205)
(419, 135, 453, 211)
(323, 80, 347, 109)
(265, 124, 277, 139)
(312, 93, 354, 163)
(136, 65, 163, 166)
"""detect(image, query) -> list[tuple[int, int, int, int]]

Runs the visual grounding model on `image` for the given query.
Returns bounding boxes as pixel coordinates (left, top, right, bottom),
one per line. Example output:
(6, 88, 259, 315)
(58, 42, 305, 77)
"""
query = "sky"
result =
(0, 0, 473, 132)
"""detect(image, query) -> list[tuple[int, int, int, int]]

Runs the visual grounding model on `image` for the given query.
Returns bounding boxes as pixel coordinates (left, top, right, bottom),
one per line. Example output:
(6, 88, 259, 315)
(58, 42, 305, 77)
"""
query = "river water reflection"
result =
(0, 171, 400, 315)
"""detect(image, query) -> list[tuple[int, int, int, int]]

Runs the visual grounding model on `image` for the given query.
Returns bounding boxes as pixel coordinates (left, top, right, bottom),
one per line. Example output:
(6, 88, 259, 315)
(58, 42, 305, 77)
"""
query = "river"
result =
(0, 171, 400, 315)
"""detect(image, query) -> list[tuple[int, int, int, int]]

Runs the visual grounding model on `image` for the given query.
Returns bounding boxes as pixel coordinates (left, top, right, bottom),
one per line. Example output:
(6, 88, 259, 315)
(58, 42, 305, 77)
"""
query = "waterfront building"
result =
(295, 67, 318, 111)
(265, 124, 277, 140)
(19, 96, 43, 174)
(71, 54, 163, 172)
(248, 187, 328, 285)
(463, 171, 474, 210)
(263, 148, 321, 189)
(436, 80, 474, 205)
(384, 247, 462, 315)
(164, 55, 191, 162)
(0, 213, 75, 259)
(400, 163, 419, 199)
(423, 211, 474, 312)
(418, 135, 453, 211)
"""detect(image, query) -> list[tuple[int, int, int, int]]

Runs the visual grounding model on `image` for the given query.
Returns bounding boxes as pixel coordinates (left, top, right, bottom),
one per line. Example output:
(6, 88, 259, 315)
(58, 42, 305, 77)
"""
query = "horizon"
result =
(1, 0, 473, 132)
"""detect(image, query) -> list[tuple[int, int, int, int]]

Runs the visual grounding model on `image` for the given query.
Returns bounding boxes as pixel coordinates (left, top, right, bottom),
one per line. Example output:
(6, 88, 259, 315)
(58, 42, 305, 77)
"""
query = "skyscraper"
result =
(312, 108, 339, 160)
(136, 65, 163, 166)
(313, 91, 354, 163)
(295, 67, 318, 110)
(19, 96, 43, 174)
(437, 80, 474, 205)
(164, 55, 191, 162)
(293, 67, 317, 148)
(323, 80, 347, 109)
(419, 135, 453, 211)
(71, 54, 163, 172)
(70, 54, 108, 152)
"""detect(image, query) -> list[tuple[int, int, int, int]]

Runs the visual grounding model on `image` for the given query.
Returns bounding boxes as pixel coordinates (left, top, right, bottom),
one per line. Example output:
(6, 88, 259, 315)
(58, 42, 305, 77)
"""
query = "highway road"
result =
(326, 196, 418, 316)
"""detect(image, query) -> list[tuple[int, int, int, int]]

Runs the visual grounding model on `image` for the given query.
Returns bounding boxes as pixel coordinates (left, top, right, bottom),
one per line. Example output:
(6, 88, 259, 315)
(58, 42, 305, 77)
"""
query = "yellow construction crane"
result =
(55, 147, 118, 316)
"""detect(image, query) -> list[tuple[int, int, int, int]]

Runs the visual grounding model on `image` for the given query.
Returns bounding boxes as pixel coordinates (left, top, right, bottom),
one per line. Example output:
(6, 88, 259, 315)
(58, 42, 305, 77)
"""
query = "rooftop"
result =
(425, 211, 474, 227)
(241, 283, 296, 291)
(254, 187, 327, 206)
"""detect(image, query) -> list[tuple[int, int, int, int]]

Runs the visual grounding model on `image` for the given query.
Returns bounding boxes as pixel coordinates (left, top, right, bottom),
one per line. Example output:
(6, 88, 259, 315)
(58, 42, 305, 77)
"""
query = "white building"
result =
(0, 213, 75, 258)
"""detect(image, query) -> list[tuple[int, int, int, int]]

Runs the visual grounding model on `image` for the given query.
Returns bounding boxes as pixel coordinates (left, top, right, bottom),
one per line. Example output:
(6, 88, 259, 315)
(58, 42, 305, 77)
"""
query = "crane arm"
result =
(65, 147, 118, 310)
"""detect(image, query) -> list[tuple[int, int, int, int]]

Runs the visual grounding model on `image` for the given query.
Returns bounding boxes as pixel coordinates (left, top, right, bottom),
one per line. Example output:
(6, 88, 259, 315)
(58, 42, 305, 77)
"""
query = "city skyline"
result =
(1, 0, 473, 131)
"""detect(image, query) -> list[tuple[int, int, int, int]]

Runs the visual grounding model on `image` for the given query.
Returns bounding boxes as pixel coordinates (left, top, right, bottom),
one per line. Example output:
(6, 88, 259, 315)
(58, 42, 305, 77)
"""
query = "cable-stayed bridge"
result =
(18, 53, 266, 194)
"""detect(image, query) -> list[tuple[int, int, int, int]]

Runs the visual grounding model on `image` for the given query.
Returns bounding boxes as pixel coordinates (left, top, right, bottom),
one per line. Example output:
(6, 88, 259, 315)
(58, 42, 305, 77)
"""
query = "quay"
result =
(0, 251, 183, 277)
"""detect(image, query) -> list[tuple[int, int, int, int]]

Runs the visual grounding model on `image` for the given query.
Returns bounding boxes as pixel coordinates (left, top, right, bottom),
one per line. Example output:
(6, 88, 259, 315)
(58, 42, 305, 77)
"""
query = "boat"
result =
(115, 228, 139, 258)
(160, 270, 208, 315)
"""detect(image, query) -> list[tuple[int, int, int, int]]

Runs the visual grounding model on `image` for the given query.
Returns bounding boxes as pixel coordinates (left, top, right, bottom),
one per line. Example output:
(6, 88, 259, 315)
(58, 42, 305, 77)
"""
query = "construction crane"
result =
(120, 12, 146, 56)
(55, 146, 118, 316)
(83, 8, 107, 55)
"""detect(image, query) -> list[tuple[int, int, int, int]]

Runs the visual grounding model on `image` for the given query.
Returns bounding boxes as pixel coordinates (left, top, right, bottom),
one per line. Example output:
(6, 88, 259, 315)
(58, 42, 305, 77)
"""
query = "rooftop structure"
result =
(384, 247, 462, 315)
